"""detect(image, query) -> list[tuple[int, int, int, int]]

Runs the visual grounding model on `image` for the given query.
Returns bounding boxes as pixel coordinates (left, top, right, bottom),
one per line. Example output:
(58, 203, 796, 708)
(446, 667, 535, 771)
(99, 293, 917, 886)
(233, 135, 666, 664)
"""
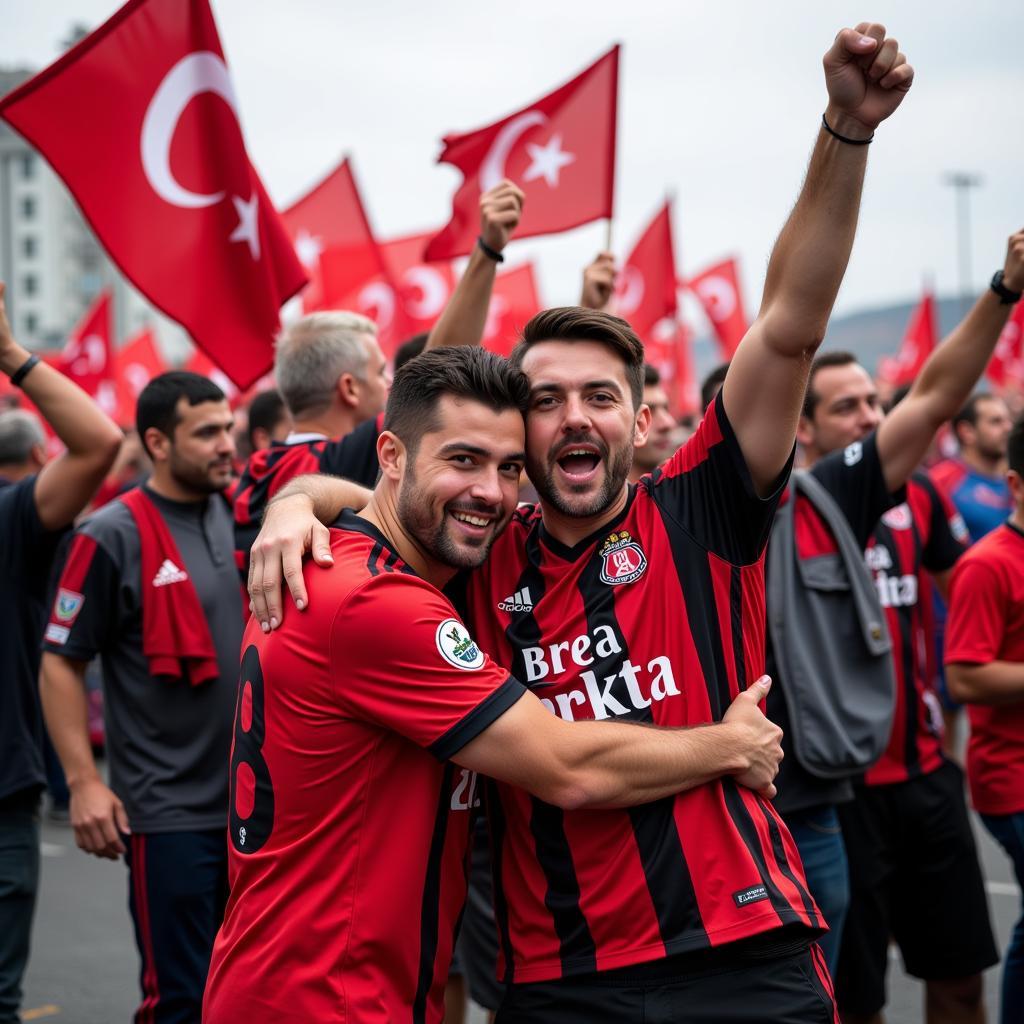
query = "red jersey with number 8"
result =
(203, 511, 524, 1023)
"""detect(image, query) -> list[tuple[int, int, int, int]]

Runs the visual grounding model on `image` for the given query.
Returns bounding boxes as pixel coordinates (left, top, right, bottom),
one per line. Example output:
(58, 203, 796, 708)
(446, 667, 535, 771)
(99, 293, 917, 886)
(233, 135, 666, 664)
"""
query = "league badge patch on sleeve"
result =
(436, 619, 486, 670)
(54, 588, 85, 624)
(599, 530, 648, 586)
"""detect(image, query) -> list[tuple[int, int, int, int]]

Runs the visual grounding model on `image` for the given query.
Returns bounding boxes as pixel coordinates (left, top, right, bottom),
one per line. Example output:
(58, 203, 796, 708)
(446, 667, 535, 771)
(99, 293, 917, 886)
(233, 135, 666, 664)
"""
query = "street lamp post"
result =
(943, 172, 982, 320)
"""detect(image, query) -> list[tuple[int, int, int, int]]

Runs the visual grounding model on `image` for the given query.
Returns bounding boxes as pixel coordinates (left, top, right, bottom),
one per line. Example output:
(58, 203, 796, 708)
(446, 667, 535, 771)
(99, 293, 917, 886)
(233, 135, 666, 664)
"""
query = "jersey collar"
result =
(537, 484, 638, 562)
(330, 508, 419, 576)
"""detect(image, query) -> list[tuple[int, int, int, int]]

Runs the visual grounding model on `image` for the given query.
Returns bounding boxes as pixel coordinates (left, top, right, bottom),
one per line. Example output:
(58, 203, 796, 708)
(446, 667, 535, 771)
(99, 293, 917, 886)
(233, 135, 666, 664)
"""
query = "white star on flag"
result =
(523, 133, 575, 189)
(294, 228, 324, 269)
(229, 193, 261, 260)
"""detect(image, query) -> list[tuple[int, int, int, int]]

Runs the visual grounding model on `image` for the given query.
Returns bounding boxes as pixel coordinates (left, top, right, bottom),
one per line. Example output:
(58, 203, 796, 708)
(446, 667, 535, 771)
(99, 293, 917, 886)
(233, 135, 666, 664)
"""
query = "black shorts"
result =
(835, 759, 998, 1016)
(495, 938, 837, 1024)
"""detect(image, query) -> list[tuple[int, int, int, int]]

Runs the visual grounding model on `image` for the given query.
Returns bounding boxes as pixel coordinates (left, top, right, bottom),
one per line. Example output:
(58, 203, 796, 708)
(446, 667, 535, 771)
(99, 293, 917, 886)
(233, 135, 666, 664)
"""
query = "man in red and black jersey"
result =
(208, 347, 788, 1024)
(250, 25, 918, 1021)
(782, 229, 1024, 1022)
(232, 180, 526, 584)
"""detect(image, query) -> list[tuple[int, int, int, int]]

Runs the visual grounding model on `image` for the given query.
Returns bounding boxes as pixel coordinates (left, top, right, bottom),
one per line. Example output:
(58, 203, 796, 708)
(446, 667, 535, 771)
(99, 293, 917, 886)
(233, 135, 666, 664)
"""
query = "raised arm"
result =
(875, 231, 1024, 493)
(423, 180, 524, 351)
(457, 676, 784, 806)
(723, 24, 913, 493)
(0, 283, 122, 528)
(579, 251, 617, 312)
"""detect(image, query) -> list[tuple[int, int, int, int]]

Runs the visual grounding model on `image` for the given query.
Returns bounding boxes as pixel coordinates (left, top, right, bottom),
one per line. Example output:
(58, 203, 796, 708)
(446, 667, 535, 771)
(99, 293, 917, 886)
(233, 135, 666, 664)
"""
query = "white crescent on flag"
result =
(615, 266, 645, 316)
(479, 110, 548, 192)
(69, 334, 107, 375)
(693, 275, 736, 322)
(403, 266, 449, 320)
(358, 281, 396, 331)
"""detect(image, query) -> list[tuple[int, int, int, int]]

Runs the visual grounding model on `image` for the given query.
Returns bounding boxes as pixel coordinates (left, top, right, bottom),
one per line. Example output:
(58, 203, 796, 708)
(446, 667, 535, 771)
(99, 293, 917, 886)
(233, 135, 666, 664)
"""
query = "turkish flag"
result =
(616, 199, 678, 339)
(879, 289, 937, 387)
(425, 46, 619, 261)
(113, 328, 167, 426)
(0, 0, 307, 392)
(382, 233, 457, 336)
(283, 157, 385, 313)
(482, 264, 543, 357)
(646, 318, 698, 417)
(687, 258, 749, 360)
(50, 290, 118, 419)
(987, 300, 1024, 389)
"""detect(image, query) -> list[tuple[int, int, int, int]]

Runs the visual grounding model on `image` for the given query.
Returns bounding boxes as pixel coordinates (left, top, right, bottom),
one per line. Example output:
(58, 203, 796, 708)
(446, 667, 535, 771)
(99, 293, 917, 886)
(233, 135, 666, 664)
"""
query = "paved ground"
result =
(20, 791, 1019, 1023)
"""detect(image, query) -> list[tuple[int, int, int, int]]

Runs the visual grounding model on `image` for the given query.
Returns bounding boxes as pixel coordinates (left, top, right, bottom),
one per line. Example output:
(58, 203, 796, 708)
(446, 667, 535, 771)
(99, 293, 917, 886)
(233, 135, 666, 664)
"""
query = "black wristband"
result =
(9, 354, 39, 388)
(822, 112, 873, 146)
(477, 236, 505, 263)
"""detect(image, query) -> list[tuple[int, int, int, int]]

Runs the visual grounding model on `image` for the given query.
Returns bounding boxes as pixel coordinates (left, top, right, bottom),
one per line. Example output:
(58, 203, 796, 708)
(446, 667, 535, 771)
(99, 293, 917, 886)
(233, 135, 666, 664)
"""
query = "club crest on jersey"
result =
(436, 619, 485, 671)
(598, 530, 647, 586)
(881, 504, 913, 531)
(54, 588, 85, 623)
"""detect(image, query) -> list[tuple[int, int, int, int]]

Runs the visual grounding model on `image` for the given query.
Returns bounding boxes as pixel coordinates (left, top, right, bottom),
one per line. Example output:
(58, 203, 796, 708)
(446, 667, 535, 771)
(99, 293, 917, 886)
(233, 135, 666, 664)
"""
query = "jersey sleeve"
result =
(647, 394, 793, 564)
(319, 414, 382, 487)
(944, 556, 1006, 665)
(41, 529, 121, 660)
(810, 430, 903, 548)
(916, 473, 969, 574)
(331, 573, 527, 760)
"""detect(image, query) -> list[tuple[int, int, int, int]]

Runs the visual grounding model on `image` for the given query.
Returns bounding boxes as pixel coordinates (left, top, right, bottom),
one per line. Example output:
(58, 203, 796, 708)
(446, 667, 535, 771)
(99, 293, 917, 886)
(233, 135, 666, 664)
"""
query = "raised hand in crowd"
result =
(578, 251, 617, 311)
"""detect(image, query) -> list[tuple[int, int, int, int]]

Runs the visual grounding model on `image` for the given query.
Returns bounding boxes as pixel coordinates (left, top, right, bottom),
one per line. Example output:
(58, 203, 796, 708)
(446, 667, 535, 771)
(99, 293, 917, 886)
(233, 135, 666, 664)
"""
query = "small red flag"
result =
(0, 0, 307, 391)
(987, 300, 1024, 389)
(616, 200, 678, 339)
(186, 347, 240, 404)
(482, 264, 543, 358)
(879, 289, 937, 387)
(114, 328, 167, 426)
(382, 233, 458, 337)
(646, 318, 698, 417)
(283, 157, 386, 313)
(51, 290, 118, 419)
(687, 258, 749, 360)
(425, 46, 619, 261)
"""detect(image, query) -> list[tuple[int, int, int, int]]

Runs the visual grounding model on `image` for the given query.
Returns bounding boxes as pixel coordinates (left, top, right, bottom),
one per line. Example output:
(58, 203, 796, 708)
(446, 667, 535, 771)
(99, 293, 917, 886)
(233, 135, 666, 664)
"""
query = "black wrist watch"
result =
(990, 270, 1022, 305)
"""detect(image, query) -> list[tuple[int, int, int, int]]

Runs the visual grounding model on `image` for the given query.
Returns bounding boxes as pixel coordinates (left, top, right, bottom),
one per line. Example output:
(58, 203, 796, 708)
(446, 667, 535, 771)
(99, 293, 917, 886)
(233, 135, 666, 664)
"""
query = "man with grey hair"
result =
(0, 281, 121, 1023)
(233, 179, 525, 587)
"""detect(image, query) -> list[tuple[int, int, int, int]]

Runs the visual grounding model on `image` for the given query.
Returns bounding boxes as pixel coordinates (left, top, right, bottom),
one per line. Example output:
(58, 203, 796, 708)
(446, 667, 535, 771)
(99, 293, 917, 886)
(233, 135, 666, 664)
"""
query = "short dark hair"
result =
(802, 351, 860, 420)
(952, 392, 999, 445)
(136, 371, 225, 457)
(643, 363, 661, 387)
(393, 333, 430, 372)
(700, 362, 729, 412)
(384, 347, 529, 455)
(1008, 413, 1024, 477)
(510, 307, 645, 408)
(247, 389, 288, 448)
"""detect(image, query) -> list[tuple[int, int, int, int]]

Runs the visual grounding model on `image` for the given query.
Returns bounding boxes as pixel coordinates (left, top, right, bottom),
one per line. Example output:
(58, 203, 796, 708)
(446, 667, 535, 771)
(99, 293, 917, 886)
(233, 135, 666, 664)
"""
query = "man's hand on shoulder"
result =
(479, 180, 525, 255)
(721, 676, 784, 798)
(823, 23, 913, 139)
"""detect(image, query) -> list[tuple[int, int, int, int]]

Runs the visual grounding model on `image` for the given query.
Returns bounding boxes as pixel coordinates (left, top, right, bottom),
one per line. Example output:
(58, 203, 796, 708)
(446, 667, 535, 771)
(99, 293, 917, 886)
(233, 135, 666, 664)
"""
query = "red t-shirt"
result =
(458, 398, 821, 985)
(861, 474, 966, 785)
(203, 511, 525, 1023)
(944, 521, 1024, 815)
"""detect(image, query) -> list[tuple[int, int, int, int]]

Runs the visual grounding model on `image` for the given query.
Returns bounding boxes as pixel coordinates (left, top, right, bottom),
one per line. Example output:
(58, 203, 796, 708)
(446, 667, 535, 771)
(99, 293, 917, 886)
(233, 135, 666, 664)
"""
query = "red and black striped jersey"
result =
(461, 398, 822, 984)
(204, 510, 525, 1023)
(232, 415, 383, 579)
(862, 472, 967, 786)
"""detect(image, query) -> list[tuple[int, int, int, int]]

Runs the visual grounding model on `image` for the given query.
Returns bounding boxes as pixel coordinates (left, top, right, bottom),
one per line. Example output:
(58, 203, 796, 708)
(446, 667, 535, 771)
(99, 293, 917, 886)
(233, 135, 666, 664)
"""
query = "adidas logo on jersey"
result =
(498, 587, 534, 613)
(152, 559, 189, 587)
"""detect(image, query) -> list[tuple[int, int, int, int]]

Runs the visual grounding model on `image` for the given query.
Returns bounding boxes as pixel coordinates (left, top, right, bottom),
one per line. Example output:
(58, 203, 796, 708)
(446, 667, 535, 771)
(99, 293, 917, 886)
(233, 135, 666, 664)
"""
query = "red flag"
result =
(382, 233, 457, 336)
(186, 348, 240, 404)
(879, 289, 937, 387)
(114, 328, 167, 426)
(425, 46, 619, 261)
(0, 0, 307, 391)
(646, 318, 698, 417)
(987, 300, 1024, 389)
(283, 158, 385, 313)
(687, 258, 749, 359)
(615, 200, 678, 339)
(482, 264, 543, 357)
(51, 290, 118, 418)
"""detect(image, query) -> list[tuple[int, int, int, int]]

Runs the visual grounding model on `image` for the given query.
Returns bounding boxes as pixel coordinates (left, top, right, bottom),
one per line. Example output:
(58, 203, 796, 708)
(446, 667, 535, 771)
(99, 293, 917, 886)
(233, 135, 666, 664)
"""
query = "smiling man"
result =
(40, 371, 243, 1024)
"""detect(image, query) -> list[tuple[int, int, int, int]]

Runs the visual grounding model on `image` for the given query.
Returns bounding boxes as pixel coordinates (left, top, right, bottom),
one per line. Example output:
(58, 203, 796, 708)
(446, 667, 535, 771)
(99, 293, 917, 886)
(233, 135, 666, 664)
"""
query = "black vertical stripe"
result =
(366, 541, 383, 577)
(753, 797, 821, 929)
(720, 779, 801, 926)
(504, 528, 597, 973)
(412, 763, 455, 1024)
(729, 566, 748, 690)
(383, 550, 399, 573)
(484, 781, 516, 985)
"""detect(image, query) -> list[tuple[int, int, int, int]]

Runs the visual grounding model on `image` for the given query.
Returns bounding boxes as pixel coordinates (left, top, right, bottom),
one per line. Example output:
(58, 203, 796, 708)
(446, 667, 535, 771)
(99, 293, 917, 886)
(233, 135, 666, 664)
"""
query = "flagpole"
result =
(604, 217, 613, 254)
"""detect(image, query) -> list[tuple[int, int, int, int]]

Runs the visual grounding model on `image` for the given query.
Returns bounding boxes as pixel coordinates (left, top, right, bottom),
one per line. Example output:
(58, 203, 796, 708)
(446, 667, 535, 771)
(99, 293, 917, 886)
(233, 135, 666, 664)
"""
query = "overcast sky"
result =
(4, 0, 1023, 325)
